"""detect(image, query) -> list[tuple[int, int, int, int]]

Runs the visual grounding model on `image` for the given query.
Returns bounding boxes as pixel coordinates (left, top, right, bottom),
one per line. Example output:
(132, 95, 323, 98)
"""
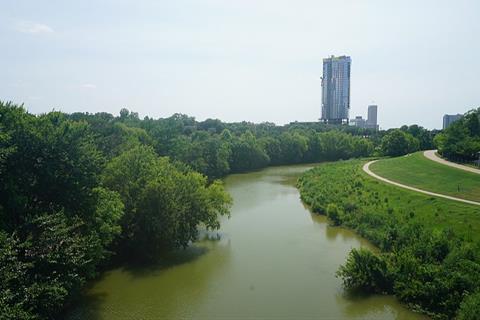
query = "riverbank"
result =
(67, 164, 425, 320)
(297, 159, 480, 319)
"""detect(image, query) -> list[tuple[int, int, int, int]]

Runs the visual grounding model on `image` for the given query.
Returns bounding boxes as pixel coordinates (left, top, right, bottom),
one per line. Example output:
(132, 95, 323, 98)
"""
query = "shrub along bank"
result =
(297, 160, 480, 319)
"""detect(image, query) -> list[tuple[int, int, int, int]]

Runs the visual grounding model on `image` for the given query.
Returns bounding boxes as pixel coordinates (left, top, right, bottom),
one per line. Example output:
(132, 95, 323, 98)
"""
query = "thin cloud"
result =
(15, 21, 54, 34)
(81, 84, 97, 89)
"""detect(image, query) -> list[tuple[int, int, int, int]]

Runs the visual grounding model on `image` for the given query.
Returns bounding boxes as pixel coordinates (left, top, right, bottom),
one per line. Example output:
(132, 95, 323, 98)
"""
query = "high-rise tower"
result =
(367, 104, 378, 130)
(321, 55, 351, 124)
(443, 114, 462, 129)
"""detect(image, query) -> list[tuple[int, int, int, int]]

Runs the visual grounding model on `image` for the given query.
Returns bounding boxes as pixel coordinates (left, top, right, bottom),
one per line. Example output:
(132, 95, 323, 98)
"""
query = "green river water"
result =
(68, 164, 427, 320)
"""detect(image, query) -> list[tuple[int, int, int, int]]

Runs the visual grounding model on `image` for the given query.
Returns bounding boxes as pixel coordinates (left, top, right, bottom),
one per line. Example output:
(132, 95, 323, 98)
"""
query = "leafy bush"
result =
(457, 291, 480, 320)
(336, 248, 393, 293)
(326, 203, 342, 226)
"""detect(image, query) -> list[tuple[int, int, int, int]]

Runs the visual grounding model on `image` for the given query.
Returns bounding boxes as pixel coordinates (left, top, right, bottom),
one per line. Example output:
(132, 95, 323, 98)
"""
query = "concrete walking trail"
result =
(362, 160, 480, 207)
(424, 150, 480, 175)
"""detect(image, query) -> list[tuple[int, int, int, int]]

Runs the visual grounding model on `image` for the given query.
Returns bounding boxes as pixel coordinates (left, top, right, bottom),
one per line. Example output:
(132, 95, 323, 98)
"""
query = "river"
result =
(68, 164, 427, 320)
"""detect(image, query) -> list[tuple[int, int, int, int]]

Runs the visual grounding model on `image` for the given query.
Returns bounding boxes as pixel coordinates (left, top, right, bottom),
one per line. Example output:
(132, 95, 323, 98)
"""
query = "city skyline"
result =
(0, 0, 479, 129)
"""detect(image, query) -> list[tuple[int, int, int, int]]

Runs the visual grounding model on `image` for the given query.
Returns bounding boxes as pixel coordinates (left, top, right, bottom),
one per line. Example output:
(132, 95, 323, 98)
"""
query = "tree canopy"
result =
(435, 108, 480, 162)
(380, 129, 419, 157)
(102, 145, 232, 259)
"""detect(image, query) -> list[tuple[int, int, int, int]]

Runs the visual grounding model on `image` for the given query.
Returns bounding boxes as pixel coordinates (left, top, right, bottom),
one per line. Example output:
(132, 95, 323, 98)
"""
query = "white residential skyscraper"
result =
(321, 55, 351, 124)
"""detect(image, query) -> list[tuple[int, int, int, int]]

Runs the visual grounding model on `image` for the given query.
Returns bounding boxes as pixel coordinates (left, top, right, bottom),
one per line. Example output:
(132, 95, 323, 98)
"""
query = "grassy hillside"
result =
(297, 159, 480, 319)
(299, 159, 480, 242)
(370, 152, 480, 202)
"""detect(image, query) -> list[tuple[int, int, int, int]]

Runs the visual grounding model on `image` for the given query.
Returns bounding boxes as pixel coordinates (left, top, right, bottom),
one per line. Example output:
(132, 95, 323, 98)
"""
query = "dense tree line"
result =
(0, 102, 231, 319)
(68, 108, 437, 178)
(435, 108, 480, 162)
(68, 108, 383, 178)
(379, 125, 436, 157)
(298, 160, 480, 319)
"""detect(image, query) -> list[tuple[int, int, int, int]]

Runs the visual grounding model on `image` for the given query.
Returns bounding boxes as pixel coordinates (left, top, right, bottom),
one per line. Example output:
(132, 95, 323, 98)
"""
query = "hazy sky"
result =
(1, 0, 479, 129)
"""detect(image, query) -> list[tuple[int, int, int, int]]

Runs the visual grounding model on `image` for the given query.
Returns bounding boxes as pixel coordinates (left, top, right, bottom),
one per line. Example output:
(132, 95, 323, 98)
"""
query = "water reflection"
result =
(337, 292, 424, 320)
(68, 239, 232, 320)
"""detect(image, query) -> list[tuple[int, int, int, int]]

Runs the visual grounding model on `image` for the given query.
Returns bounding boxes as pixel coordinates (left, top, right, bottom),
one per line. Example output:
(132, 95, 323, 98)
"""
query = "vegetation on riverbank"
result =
(0, 100, 438, 319)
(0, 103, 231, 319)
(370, 152, 480, 202)
(298, 160, 480, 319)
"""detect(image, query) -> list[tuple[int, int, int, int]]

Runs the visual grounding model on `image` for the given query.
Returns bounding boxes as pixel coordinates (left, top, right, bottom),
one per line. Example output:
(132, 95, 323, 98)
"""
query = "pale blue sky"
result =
(1, 0, 479, 129)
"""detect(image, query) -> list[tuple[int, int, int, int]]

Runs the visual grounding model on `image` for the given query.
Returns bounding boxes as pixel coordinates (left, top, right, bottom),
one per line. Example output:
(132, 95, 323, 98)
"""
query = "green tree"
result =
(401, 124, 434, 150)
(259, 136, 283, 165)
(91, 187, 124, 250)
(0, 104, 113, 229)
(435, 108, 480, 161)
(336, 248, 393, 294)
(0, 212, 105, 320)
(277, 131, 309, 164)
(352, 137, 374, 158)
(318, 131, 353, 160)
(457, 291, 480, 320)
(136, 167, 231, 256)
(381, 129, 419, 156)
(229, 131, 270, 172)
(0, 102, 125, 319)
(169, 132, 231, 179)
(102, 145, 158, 245)
(102, 145, 232, 259)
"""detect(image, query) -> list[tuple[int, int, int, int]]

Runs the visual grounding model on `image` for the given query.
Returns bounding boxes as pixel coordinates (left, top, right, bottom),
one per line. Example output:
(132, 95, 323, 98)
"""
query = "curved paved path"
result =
(424, 150, 480, 175)
(363, 160, 480, 206)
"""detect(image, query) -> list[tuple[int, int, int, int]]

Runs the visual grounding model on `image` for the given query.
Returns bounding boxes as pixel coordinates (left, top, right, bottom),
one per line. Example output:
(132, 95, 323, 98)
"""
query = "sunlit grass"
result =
(370, 152, 480, 202)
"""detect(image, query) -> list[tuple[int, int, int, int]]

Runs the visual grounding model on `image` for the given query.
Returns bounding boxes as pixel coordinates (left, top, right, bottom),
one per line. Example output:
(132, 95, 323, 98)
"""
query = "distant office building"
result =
(443, 114, 462, 129)
(367, 105, 378, 129)
(321, 55, 351, 124)
(350, 116, 366, 128)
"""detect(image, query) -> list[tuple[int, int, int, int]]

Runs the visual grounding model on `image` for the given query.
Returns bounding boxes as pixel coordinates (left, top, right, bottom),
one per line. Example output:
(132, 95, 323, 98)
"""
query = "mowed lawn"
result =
(370, 151, 480, 202)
